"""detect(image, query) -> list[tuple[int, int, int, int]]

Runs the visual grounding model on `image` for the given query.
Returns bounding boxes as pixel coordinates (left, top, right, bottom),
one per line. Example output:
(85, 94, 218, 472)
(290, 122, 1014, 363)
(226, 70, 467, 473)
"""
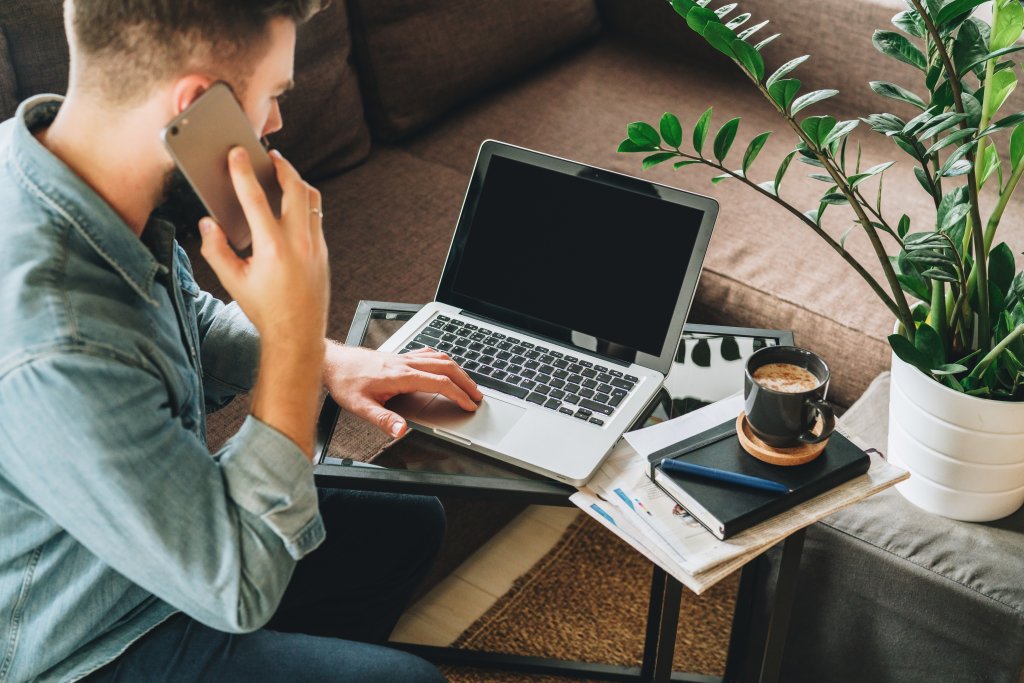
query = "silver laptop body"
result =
(377, 140, 718, 485)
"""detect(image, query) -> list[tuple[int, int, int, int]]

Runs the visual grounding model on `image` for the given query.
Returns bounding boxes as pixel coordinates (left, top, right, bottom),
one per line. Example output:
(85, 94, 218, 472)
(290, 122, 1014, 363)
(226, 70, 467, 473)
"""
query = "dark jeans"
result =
(84, 488, 447, 682)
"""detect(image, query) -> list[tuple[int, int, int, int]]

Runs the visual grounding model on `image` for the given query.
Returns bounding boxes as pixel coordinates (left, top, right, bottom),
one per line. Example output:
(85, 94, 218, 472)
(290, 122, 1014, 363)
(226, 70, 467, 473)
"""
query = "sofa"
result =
(5, 0, 1024, 677)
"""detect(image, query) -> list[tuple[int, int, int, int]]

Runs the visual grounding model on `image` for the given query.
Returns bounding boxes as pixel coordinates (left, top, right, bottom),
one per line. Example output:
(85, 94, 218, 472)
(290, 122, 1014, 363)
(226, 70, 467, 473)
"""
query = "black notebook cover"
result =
(646, 419, 870, 540)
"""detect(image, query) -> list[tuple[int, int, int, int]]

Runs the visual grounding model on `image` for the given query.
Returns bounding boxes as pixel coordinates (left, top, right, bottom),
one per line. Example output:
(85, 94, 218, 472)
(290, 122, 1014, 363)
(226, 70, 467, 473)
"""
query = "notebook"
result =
(376, 140, 718, 485)
(647, 419, 870, 539)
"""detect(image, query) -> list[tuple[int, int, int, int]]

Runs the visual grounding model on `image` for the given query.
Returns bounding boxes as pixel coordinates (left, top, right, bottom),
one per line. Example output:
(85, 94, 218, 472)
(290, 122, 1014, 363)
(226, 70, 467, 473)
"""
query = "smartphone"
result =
(161, 82, 281, 251)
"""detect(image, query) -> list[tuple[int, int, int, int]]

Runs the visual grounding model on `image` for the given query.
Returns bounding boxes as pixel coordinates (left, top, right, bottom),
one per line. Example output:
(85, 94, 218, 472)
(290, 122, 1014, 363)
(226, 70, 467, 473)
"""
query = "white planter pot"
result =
(888, 352, 1024, 521)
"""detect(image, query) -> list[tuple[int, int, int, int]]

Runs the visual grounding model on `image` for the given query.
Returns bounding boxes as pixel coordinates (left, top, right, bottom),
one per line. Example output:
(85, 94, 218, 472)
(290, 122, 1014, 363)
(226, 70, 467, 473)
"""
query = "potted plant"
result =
(618, 0, 1024, 521)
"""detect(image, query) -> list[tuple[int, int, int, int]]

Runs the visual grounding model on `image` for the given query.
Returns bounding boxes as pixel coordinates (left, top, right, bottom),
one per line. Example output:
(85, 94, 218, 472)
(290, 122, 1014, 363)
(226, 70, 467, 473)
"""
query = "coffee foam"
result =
(752, 363, 820, 393)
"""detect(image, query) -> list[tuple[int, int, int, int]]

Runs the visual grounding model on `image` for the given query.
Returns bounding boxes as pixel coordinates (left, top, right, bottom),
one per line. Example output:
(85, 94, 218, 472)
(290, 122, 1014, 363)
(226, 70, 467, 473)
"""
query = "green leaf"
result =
(801, 115, 838, 147)
(618, 138, 656, 153)
(869, 81, 927, 110)
(768, 78, 801, 112)
(941, 159, 973, 177)
(955, 44, 1024, 77)
(892, 9, 926, 37)
(660, 113, 683, 149)
(791, 89, 839, 115)
(934, 0, 988, 27)
(725, 12, 751, 29)
(915, 323, 945, 368)
(713, 117, 741, 163)
(898, 273, 932, 301)
(940, 202, 970, 231)
(898, 214, 911, 239)
(685, 6, 720, 34)
(916, 112, 969, 141)
(669, 0, 698, 19)
(992, 0, 1024, 49)
(978, 143, 1001, 189)
(731, 39, 765, 81)
(821, 120, 859, 148)
(820, 192, 849, 205)
(674, 160, 701, 169)
(839, 225, 855, 250)
(1011, 123, 1024, 171)
(989, 242, 1016, 294)
(693, 107, 713, 155)
(773, 150, 797, 195)
(889, 333, 933, 373)
(932, 363, 969, 376)
(913, 166, 933, 194)
(872, 30, 927, 71)
(952, 18, 989, 78)
(627, 121, 661, 148)
(714, 2, 738, 19)
(766, 55, 810, 89)
(847, 160, 896, 187)
(737, 19, 769, 41)
(983, 111, 1024, 134)
(986, 69, 1017, 120)
(703, 21, 737, 55)
(642, 152, 677, 169)
(936, 186, 969, 230)
(711, 172, 738, 183)
(923, 127, 977, 156)
(754, 33, 780, 50)
(742, 131, 772, 173)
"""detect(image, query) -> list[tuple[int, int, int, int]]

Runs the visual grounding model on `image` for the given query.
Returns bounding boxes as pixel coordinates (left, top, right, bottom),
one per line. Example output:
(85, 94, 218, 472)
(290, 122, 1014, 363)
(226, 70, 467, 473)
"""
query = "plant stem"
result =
(969, 323, 1024, 379)
(736, 71, 916, 340)
(670, 149, 905, 319)
(912, 0, 991, 350)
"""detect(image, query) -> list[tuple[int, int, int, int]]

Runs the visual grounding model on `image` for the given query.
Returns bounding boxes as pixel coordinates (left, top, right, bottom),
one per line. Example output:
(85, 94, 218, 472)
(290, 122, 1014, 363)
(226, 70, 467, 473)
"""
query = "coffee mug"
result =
(743, 346, 835, 448)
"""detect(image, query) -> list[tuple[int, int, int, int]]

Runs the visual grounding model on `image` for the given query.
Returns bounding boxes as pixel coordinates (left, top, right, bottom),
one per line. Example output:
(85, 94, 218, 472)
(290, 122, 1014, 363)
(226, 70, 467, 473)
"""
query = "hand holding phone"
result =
(161, 82, 281, 251)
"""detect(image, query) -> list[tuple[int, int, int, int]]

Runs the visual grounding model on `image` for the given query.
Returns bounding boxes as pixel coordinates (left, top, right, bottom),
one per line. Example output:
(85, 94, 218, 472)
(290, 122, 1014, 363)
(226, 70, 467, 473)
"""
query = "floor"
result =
(391, 505, 581, 646)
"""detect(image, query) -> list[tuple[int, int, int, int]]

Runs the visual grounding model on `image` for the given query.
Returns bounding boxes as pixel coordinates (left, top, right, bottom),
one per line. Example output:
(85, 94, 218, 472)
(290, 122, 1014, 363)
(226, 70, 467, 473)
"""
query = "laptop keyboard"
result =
(400, 314, 639, 427)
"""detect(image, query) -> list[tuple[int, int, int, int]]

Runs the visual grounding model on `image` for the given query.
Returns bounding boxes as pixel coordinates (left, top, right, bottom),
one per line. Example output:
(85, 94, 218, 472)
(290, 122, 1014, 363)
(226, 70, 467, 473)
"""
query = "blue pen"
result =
(659, 458, 790, 494)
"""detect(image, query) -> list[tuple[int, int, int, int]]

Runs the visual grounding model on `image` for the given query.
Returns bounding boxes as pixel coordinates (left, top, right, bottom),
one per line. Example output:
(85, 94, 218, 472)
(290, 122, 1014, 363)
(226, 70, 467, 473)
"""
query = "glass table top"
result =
(313, 302, 793, 495)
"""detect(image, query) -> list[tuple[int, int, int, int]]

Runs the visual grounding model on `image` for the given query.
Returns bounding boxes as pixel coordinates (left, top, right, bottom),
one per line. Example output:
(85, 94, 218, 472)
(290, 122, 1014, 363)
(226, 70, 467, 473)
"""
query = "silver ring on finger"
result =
(311, 206, 324, 219)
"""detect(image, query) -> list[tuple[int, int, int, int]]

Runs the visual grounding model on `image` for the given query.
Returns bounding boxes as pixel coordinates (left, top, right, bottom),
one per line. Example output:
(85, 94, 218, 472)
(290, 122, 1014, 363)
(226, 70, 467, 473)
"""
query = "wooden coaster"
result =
(735, 412, 827, 466)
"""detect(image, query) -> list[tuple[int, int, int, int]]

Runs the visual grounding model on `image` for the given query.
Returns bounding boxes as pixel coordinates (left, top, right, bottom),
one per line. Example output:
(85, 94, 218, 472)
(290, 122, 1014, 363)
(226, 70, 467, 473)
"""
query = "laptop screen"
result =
(436, 142, 717, 372)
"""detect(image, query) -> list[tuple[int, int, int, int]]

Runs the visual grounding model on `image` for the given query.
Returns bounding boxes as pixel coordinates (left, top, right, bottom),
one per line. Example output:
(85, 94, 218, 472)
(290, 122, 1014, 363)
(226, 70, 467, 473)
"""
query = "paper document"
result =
(573, 397, 908, 594)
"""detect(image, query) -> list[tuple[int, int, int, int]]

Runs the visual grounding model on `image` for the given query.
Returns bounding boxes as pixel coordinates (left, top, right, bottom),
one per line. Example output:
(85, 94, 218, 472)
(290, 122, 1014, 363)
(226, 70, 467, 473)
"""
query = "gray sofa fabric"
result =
(748, 376, 1024, 682)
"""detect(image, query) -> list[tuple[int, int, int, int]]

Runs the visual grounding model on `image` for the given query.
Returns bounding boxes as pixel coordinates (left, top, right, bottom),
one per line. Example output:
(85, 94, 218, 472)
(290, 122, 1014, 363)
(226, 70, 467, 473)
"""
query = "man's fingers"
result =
(413, 371, 480, 411)
(198, 217, 243, 290)
(406, 357, 483, 402)
(353, 399, 407, 438)
(269, 150, 314, 223)
(227, 147, 277, 245)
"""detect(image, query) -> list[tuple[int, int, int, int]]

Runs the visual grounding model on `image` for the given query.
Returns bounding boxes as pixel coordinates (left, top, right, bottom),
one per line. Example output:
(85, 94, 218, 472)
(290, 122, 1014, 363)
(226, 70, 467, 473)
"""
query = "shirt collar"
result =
(10, 95, 169, 306)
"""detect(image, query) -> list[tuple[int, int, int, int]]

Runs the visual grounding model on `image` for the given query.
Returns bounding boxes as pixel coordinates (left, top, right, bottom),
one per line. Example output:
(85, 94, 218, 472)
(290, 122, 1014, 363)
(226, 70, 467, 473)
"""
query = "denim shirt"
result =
(0, 96, 325, 683)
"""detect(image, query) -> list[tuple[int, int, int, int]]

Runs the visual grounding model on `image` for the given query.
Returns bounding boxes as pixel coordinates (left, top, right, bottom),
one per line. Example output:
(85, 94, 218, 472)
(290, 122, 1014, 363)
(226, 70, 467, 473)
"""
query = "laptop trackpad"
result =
(417, 395, 526, 446)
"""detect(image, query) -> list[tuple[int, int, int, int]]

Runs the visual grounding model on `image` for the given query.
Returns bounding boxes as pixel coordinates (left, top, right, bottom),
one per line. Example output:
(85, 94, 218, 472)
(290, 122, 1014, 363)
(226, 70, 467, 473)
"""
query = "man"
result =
(0, 1, 482, 680)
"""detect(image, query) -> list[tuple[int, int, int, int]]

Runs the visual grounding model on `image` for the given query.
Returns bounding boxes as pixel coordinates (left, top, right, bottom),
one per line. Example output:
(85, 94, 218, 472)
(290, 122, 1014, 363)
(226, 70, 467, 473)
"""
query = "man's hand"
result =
(199, 147, 329, 456)
(323, 344, 483, 438)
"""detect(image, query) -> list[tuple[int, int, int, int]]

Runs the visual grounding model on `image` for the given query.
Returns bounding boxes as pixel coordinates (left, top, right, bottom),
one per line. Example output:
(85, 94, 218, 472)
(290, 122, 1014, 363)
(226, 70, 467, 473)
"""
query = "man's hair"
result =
(68, 0, 322, 104)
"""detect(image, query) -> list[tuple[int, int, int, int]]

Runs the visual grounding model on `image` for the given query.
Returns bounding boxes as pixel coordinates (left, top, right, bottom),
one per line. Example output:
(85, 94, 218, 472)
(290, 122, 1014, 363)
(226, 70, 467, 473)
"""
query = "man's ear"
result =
(170, 75, 218, 116)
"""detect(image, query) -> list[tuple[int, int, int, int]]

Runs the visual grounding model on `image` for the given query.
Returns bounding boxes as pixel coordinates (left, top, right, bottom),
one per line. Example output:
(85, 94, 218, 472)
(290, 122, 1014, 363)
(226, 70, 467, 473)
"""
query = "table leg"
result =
(640, 565, 668, 679)
(653, 575, 683, 682)
(757, 528, 806, 683)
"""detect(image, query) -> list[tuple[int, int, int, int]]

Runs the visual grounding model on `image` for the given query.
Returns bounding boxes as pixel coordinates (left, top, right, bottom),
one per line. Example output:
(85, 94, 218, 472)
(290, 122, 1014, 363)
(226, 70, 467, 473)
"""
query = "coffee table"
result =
(313, 300, 801, 682)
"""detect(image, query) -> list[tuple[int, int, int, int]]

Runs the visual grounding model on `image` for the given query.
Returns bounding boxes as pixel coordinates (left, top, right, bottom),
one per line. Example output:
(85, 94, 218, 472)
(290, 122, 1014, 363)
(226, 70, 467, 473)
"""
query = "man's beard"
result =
(152, 167, 207, 233)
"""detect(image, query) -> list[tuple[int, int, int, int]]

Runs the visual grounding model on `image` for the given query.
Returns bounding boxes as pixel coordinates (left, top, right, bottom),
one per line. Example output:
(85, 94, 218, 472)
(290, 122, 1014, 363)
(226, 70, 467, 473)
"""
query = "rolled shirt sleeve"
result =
(0, 350, 325, 633)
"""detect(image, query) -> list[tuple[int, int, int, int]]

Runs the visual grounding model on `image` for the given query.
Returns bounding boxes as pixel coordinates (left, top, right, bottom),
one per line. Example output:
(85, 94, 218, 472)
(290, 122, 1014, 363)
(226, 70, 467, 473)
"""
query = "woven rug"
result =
(443, 515, 739, 682)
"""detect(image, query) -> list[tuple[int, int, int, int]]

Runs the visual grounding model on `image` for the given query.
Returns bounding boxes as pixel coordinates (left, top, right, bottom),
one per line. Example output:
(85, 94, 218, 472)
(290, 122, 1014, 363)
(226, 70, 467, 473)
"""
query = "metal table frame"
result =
(314, 301, 804, 682)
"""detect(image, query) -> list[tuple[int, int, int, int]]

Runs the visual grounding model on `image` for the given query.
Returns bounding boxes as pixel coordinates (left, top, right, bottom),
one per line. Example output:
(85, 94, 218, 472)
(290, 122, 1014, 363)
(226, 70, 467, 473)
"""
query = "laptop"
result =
(377, 140, 718, 485)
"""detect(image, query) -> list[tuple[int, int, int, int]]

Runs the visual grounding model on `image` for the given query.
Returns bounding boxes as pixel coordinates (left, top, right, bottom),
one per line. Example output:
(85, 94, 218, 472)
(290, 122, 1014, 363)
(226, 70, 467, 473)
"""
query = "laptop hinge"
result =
(458, 310, 631, 368)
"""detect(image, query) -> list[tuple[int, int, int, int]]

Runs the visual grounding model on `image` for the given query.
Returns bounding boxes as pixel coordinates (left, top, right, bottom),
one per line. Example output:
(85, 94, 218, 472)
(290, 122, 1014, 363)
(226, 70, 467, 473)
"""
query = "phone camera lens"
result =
(170, 126, 179, 136)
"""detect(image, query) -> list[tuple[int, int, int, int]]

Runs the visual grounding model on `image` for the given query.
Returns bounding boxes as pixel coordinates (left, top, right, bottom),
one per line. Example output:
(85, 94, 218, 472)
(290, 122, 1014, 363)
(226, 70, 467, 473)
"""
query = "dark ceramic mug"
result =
(743, 346, 835, 448)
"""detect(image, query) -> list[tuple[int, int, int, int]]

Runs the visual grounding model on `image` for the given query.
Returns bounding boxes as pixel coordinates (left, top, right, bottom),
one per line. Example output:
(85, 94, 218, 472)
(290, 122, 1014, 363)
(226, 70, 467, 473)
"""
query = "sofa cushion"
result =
(346, 0, 601, 141)
(269, 0, 371, 181)
(0, 1, 69, 121)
